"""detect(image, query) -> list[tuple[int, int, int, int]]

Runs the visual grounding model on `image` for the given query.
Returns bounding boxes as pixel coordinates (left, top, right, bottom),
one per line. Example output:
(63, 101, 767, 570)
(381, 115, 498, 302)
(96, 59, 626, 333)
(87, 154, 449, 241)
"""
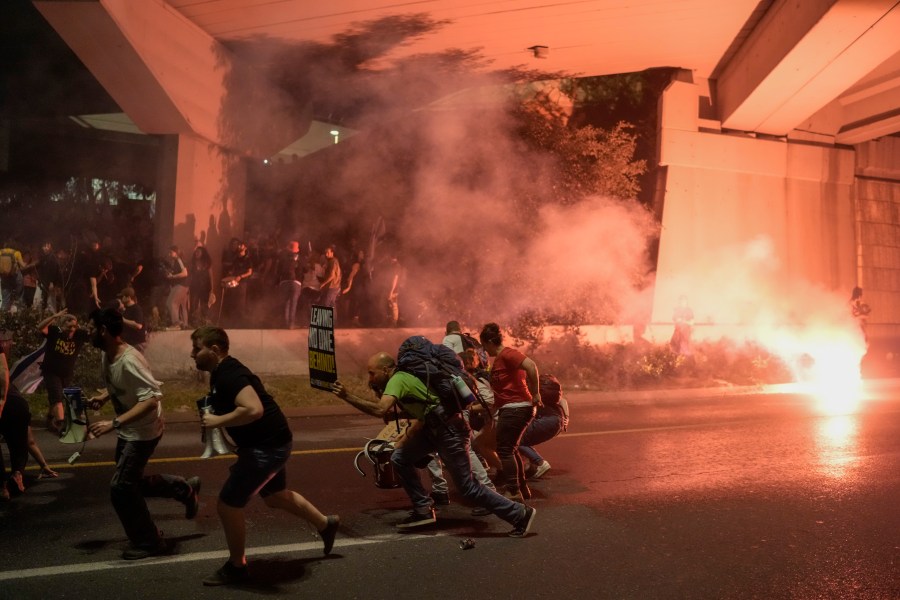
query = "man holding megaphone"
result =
(190, 326, 339, 587)
(86, 308, 201, 561)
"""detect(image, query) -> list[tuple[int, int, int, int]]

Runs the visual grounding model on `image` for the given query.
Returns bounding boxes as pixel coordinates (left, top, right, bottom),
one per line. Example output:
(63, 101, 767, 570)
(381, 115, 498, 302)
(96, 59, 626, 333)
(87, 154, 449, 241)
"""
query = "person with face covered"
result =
(86, 308, 201, 560)
(190, 325, 339, 586)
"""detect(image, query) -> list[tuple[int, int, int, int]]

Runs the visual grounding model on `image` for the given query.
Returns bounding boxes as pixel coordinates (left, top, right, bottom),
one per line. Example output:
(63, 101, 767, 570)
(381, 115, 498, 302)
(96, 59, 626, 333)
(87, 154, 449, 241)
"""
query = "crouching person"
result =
(332, 351, 536, 537)
(190, 326, 339, 586)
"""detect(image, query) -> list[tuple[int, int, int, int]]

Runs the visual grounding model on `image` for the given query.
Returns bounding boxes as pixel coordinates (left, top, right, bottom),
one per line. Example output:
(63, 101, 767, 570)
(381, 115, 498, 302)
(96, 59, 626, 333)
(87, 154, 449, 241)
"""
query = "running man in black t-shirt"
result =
(37, 310, 89, 433)
(190, 326, 339, 586)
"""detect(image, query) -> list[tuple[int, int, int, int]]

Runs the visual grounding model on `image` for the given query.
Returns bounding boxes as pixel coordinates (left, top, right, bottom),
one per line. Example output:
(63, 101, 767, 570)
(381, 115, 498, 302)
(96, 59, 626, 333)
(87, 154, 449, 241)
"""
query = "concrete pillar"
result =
(155, 134, 245, 275)
(653, 78, 856, 325)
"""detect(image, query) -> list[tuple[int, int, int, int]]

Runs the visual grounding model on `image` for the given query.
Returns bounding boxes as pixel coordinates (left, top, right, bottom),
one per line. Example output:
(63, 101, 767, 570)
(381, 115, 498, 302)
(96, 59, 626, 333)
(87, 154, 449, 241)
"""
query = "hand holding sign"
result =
(308, 305, 337, 390)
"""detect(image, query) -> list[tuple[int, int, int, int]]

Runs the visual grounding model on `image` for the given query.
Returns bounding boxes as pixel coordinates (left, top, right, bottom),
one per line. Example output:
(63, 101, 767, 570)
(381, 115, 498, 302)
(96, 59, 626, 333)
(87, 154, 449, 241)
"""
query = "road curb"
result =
(159, 377, 900, 424)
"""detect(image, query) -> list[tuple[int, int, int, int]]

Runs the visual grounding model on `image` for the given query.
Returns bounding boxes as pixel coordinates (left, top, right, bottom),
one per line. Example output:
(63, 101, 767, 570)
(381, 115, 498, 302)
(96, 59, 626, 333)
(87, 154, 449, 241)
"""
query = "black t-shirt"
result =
(227, 254, 253, 278)
(41, 325, 89, 378)
(122, 304, 147, 346)
(208, 356, 291, 448)
(276, 250, 302, 282)
(36, 252, 61, 286)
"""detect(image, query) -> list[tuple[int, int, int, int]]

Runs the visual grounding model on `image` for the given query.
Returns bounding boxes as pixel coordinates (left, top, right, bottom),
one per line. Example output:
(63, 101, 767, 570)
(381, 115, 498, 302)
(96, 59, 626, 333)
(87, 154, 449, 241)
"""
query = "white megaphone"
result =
(200, 405, 233, 458)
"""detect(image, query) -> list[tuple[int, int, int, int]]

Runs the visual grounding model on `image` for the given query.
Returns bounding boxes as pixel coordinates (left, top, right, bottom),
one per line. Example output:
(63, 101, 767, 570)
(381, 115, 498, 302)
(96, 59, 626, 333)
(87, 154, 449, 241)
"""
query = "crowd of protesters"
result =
(0, 212, 409, 332)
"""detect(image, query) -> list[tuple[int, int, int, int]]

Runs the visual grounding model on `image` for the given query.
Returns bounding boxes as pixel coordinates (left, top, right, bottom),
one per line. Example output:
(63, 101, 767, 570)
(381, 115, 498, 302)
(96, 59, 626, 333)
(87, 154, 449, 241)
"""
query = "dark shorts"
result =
(219, 442, 292, 508)
(42, 371, 72, 406)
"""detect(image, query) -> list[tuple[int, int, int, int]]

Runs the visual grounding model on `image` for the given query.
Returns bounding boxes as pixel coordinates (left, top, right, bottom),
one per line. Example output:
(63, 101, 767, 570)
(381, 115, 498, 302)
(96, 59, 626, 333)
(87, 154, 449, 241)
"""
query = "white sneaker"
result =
(531, 461, 551, 479)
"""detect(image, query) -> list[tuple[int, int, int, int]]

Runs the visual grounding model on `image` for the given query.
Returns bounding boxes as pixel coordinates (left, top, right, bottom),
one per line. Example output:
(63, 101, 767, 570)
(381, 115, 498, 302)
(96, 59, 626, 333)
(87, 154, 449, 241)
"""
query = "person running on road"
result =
(190, 325, 339, 586)
(86, 308, 201, 560)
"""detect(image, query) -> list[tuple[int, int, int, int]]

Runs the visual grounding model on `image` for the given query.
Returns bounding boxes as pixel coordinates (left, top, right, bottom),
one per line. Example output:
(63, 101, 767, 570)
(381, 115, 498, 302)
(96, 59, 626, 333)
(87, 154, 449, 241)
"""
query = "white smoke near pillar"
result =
(660, 234, 866, 412)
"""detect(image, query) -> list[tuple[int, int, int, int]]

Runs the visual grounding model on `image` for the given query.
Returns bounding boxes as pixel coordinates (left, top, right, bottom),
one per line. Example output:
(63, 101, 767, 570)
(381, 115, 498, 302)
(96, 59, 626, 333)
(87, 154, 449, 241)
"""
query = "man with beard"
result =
(331, 351, 536, 537)
(190, 325, 339, 586)
(316, 245, 341, 310)
(86, 308, 201, 560)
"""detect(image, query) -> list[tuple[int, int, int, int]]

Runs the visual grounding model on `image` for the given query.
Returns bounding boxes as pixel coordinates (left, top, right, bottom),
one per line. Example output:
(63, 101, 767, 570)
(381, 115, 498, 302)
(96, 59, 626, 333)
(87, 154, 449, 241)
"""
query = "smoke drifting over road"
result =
(661, 235, 865, 388)
(238, 14, 657, 327)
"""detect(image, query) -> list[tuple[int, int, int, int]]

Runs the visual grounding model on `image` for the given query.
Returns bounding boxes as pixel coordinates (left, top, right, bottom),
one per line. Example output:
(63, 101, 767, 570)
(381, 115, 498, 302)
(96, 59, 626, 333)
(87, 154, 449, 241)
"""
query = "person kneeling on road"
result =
(332, 351, 536, 538)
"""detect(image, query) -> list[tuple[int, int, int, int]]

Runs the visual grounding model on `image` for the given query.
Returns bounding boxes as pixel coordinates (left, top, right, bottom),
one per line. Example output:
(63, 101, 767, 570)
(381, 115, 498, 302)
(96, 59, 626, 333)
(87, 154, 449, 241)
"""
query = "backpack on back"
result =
(397, 335, 479, 415)
(0, 250, 17, 277)
(455, 332, 489, 367)
(539, 373, 569, 431)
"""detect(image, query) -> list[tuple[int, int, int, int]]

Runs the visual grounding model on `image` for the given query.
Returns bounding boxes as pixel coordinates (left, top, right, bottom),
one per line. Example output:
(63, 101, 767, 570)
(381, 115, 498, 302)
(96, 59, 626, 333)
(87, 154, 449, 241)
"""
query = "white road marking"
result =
(0, 533, 433, 582)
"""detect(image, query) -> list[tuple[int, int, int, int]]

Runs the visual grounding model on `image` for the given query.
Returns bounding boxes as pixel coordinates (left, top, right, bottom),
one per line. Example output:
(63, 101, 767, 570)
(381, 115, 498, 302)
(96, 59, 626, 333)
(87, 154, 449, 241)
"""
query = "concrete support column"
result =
(653, 77, 856, 325)
(155, 134, 245, 275)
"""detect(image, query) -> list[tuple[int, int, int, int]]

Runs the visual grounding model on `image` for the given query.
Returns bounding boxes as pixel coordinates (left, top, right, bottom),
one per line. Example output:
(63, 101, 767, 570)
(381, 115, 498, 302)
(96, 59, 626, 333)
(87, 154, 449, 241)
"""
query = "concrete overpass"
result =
(21, 0, 900, 332)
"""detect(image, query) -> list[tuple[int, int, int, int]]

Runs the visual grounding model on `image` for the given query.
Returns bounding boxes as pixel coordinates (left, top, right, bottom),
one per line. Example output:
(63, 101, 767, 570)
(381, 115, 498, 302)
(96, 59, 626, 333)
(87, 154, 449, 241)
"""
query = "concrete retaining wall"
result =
(144, 324, 760, 378)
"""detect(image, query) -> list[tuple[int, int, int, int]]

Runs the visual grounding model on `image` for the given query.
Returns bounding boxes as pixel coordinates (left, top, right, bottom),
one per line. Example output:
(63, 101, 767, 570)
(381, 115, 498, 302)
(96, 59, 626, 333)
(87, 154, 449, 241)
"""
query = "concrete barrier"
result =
(145, 324, 671, 378)
(145, 327, 449, 378)
(143, 324, 899, 380)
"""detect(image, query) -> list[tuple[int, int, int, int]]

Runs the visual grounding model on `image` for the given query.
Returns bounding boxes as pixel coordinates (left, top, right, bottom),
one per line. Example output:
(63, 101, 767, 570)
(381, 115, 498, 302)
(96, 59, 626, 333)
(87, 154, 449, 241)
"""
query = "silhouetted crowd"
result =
(0, 208, 408, 331)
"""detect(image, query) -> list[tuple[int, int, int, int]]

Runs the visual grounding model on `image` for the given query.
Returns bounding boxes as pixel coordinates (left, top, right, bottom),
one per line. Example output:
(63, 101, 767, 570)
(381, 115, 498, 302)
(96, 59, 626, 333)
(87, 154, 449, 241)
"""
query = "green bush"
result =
(1, 307, 104, 411)
(3, 310, 797, 418)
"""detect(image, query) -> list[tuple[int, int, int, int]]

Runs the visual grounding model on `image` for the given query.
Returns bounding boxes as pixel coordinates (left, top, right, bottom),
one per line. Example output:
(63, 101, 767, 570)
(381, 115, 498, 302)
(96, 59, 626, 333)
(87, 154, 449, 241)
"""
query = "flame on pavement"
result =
(762, 325, 865, 416)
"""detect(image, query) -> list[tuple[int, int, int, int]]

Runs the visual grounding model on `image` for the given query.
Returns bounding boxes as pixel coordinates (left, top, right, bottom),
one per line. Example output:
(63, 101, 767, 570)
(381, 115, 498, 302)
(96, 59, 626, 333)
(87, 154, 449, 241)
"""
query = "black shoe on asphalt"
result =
(430, 491, 450, 506)
(396, 509, 437, 529)
(508, 506, 537, 538)
(319, 515, 340, 555)
(203, 561, 249, 586)
(122, 538, 175, 560)
(184, 476, 201, 519)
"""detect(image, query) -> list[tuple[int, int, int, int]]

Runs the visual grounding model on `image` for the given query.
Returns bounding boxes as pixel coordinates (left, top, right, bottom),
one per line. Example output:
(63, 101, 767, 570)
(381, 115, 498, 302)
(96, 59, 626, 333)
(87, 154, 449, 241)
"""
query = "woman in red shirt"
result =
(479, 322, 541, 501)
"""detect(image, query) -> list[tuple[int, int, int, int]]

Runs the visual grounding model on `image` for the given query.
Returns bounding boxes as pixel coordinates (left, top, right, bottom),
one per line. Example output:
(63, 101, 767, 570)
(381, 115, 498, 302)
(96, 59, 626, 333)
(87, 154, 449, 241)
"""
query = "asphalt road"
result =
(2, 382, 899, 600)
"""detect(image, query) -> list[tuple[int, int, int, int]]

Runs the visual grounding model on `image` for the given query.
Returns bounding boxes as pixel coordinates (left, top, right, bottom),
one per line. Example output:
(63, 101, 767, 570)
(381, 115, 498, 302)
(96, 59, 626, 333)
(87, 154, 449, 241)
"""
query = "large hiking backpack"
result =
(454, 332, 489, 367)
(397, 335, 479, 415)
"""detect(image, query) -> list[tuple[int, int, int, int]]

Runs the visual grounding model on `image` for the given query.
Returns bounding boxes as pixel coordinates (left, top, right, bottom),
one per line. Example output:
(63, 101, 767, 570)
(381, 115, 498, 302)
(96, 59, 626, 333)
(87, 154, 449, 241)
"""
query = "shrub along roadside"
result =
(5, 310, 793, 421)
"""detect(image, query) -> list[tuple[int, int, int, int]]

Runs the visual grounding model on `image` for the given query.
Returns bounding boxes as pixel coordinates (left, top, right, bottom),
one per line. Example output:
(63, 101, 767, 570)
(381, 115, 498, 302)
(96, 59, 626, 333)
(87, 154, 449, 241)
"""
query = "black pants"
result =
(0, 390, 31, 483)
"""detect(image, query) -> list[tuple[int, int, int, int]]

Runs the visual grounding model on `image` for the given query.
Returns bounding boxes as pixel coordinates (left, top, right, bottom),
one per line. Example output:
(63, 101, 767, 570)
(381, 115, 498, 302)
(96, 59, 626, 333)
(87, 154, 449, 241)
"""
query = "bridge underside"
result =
(19, 0, 900, 333)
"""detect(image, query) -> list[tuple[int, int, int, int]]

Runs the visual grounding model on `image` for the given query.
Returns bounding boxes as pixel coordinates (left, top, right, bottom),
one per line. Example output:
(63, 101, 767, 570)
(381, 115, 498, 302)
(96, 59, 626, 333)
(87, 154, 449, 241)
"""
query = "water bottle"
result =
(451, 374, 476, 406)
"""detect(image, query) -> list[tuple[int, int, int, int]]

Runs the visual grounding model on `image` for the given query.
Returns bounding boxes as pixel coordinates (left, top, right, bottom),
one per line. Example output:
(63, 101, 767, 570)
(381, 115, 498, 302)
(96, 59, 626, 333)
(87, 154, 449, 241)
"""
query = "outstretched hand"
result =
(331, 381, 348, 400)
(39, 465, 59, 478)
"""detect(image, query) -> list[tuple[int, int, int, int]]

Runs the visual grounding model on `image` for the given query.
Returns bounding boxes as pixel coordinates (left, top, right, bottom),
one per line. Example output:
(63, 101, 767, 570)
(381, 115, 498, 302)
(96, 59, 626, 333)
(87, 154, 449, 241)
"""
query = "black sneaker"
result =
(470, 506, 492, 517)
(122, 538, 175, 560)
(430, 491, 450, 506)
(203, 561, 249, 586)
(396, 509, 436, 529)
(319, 515, 340, 555)
(183, 476, 201, 519)
(508, 506, 537, 538)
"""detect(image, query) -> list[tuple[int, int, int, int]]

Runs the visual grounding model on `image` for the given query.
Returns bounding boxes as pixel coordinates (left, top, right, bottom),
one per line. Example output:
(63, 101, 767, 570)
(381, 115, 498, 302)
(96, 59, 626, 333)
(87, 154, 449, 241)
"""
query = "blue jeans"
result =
(318, 286, 340, 309)
(279, 280, 303, 327)
(520, 413, 563, 464)
(495, 405, 535, 495)
(111, 436, 192, 548)
(0, 273, 22, 311)
(391, 407, 525, 525)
